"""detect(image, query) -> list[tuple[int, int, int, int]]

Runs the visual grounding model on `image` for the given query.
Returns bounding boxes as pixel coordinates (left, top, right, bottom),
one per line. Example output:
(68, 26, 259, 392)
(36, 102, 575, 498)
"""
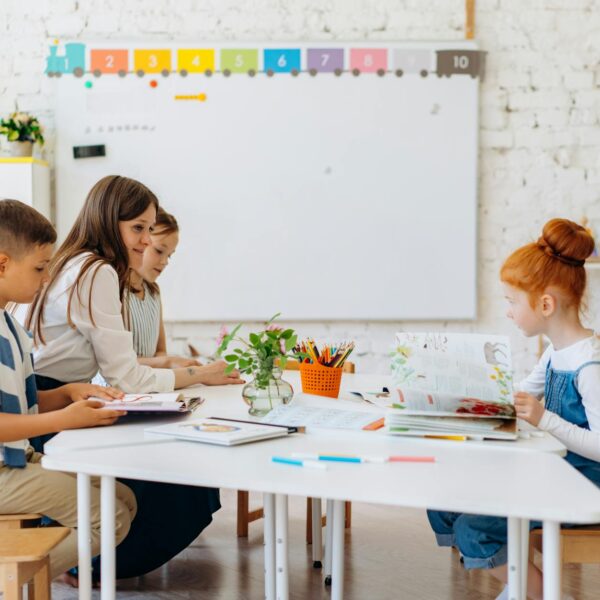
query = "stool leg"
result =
(32, 557, 50, 600)
(344, 501, 352, 529)
(306, 497, 312, 544)
(237, 490, 250, 538)
(3, 563, 23, 600)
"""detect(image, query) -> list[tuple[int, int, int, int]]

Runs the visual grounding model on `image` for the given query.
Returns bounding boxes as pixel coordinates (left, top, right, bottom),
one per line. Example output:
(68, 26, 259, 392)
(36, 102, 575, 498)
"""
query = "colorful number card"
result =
(306, 48, 344, 73)
(349, 48, 387, 73)
(90, 49, 128, 74)
(220, 49, 259, 73)
(177, 49, 215, 73)
(263, 49, 301, 73)
(133, 49, 171, 74)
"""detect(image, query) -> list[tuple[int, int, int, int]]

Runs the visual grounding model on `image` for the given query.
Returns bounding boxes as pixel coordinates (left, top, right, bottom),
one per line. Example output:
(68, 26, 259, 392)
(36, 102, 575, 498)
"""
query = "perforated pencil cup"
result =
(299, 362, 343, 398)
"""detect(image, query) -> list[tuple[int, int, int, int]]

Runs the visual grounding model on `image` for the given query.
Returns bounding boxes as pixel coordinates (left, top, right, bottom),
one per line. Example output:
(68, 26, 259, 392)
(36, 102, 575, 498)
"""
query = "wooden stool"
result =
(0, 514, 42, 531)
(0, 528, 69, 600)
(530, 525, 600, 564)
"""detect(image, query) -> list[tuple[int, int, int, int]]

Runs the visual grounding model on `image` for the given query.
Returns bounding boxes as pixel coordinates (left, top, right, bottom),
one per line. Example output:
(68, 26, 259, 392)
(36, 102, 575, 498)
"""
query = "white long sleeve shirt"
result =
(20, 253, 174, 393)
(518, 334, 600, 462)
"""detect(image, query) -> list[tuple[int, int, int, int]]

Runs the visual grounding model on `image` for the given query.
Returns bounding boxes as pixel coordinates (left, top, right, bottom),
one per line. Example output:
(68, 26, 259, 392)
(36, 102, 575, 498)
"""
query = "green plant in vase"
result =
(217, 313, 299, 416)
(0, 112, 45, 157)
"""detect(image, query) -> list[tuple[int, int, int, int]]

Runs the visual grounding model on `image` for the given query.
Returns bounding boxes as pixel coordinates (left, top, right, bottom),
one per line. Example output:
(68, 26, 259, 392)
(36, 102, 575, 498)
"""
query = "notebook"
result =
(386, 332, 517, 441)
(145, 418, 290, 446)
(96, 392, 202, 413)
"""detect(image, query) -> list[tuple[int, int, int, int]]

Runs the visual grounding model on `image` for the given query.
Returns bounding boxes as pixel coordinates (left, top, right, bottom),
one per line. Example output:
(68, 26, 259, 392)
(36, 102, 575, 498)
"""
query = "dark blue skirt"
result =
(35, 374, 221, 579)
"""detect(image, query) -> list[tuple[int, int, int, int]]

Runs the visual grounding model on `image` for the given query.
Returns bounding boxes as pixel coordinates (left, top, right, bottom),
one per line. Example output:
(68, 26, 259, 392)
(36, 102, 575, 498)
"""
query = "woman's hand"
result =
(193, 360, 245, 385)
(514, 392, 545, 426)
(63, 383, 124, 404)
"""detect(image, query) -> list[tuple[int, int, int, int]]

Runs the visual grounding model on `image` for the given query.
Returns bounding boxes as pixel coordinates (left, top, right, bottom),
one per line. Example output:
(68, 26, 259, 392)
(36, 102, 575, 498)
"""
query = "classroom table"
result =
(43, 376, 580, 599)
(44, 373, 567, 457)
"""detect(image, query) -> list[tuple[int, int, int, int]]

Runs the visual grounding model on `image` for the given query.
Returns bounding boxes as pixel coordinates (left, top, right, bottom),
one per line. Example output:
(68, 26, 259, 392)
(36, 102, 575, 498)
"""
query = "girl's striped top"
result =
(127, 283, 161, 358)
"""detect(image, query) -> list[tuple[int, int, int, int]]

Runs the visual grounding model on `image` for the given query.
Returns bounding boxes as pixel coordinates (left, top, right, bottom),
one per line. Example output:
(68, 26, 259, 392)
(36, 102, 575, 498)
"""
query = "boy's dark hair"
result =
(0, 199, 56, 258)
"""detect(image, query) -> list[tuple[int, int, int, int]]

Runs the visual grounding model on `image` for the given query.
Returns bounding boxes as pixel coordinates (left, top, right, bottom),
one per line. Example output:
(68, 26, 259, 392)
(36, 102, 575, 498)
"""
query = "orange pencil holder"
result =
(299, 362, 343, 398)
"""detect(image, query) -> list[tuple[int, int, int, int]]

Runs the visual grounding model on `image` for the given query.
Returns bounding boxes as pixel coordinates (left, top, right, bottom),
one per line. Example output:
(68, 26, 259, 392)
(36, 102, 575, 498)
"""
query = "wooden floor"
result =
(51, 489, 600, 599)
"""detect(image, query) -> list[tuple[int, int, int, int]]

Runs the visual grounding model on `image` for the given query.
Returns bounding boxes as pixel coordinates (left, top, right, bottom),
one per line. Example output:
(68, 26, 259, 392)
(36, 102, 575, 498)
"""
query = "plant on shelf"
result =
(217, 313, 299, 416)
(0, 112, 44, 157)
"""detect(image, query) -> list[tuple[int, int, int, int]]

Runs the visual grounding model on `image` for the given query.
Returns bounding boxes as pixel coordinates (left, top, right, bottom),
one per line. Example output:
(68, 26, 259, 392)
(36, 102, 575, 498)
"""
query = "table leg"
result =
(311, 498, 323, 568)
(323, 499, 334, 586)
(77, 474, 92, 600)
(263, 493, 276, 600)
(331, 500, 345, 600)
(542, 520, 561, 600)
(275, 494, 288, 600)
(520, 519, 529, 600)
(507, 517, 522, 600)
(100, 475, 116, 600)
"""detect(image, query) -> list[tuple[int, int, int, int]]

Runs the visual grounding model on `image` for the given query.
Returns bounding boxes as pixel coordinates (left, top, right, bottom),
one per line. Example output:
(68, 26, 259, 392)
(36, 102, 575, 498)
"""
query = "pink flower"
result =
(216, 325, 229, 345)
(266, 324, 283, 332)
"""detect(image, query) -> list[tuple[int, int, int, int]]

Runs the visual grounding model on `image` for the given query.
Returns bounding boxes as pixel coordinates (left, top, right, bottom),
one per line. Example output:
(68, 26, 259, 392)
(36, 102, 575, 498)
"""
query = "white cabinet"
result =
(0, 158, 51, 220)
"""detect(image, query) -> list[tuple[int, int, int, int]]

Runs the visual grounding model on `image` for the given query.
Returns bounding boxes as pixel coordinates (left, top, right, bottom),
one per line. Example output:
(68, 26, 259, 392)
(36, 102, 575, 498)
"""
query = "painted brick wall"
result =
(2, 0, 600, 378)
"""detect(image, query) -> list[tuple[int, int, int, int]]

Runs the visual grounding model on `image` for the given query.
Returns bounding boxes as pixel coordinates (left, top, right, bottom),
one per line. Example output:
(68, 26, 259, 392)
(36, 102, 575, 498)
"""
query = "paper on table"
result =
(262, 404, 384, 431)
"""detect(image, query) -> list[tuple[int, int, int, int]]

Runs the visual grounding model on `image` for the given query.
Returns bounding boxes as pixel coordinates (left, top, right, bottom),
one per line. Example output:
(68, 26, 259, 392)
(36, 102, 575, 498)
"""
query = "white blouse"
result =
(22, 253, 174, 393)
(518, 334, 600, 462)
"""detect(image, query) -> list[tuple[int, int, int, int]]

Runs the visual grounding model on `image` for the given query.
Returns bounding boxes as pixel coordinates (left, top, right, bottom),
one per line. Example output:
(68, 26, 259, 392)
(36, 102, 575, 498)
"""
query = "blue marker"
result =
(272, 456, 327, 470)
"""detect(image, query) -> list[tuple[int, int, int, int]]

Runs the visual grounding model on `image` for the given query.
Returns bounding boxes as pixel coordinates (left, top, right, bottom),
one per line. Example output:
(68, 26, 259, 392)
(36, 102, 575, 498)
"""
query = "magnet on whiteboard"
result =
(352, 68, 360, 77)
(291, 68, 299, 76)
(180, 69, 188, 77)
(118, 69, 127, 77)
(395, 69, 403, 77)
(377, 68, 385, 77)
(223, 69, 231, 77)
(205, 69, 213, 77)
(74, 67, 84, 78)
(93, 69, 101, 78)
(334, 68, 342, 76)
(137, 69, 145, 77)
(161, 69, 170, 77)
(309, 68, 317, 76)
(248, 69, 256, 77)
(266, 69, 274, 77)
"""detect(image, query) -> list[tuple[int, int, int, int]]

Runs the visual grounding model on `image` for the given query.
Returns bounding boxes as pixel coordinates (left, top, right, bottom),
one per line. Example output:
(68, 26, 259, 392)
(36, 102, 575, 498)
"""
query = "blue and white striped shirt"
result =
(0, 309, 38, 467)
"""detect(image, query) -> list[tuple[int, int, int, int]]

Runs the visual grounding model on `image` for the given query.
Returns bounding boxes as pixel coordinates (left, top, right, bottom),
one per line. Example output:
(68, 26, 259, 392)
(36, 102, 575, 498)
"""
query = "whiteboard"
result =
(51, 40, 480, 321)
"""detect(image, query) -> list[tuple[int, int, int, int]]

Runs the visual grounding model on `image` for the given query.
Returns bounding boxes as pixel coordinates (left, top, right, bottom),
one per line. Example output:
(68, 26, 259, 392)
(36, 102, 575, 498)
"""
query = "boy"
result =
(0, 199, 136, 580)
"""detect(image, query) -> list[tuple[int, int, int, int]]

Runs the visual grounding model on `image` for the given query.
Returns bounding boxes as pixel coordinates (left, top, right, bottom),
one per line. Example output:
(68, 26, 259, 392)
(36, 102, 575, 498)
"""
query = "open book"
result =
(386, 333, 517, 441)
(96, 393, 202, 413)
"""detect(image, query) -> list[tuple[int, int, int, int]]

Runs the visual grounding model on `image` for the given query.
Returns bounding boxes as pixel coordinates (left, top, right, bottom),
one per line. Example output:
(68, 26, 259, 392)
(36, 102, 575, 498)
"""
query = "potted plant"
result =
(0, 112, 45, 157)
(217, 314, 299, 416)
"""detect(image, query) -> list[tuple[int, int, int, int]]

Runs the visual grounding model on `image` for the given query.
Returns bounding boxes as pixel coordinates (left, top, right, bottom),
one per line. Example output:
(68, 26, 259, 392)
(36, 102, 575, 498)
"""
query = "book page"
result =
(391, 333, 514, 412)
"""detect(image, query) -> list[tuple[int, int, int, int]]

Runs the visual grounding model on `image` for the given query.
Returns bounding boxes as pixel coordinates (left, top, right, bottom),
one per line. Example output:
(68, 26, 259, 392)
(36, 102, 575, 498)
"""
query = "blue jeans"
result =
(427, 510, 542, 570)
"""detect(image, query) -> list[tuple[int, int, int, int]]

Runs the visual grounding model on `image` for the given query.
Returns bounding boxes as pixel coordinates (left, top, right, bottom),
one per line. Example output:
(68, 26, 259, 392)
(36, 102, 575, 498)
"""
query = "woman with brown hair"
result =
(23, 175, 241, 580)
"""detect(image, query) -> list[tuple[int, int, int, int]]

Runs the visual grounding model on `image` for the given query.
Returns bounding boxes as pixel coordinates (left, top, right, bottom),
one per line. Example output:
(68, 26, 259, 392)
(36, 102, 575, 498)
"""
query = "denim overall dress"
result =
(426, 359, 600, 569)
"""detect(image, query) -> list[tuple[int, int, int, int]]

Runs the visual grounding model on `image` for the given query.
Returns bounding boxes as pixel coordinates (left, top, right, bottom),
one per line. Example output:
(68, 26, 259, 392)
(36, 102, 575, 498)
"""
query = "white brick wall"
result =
(2, 0, 600, 379)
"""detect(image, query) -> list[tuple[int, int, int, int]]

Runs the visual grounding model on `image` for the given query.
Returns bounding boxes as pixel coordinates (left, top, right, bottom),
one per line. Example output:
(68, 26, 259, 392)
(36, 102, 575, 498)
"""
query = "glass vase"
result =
(242, 367, 293, 416)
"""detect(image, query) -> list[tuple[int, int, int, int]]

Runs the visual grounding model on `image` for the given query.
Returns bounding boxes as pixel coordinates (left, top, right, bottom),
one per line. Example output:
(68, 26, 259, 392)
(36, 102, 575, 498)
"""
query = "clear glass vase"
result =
(242, 366, 294, 416)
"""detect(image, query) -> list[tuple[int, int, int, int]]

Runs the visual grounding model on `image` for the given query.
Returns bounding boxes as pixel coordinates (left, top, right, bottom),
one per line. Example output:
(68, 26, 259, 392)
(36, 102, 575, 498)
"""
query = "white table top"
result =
(44, 373, 566, 457)
(43, 425, 600, 524)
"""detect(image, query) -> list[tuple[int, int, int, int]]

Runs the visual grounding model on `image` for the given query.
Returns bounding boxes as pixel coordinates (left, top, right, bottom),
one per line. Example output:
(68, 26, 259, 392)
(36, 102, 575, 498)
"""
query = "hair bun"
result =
(539, 218, 595, 264)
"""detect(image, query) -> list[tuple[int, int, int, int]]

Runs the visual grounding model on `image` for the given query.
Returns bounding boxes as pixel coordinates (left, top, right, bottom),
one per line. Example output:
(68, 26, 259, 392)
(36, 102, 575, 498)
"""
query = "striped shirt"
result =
(0, 309, 38, 467)
(127, 283, 161, 358)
